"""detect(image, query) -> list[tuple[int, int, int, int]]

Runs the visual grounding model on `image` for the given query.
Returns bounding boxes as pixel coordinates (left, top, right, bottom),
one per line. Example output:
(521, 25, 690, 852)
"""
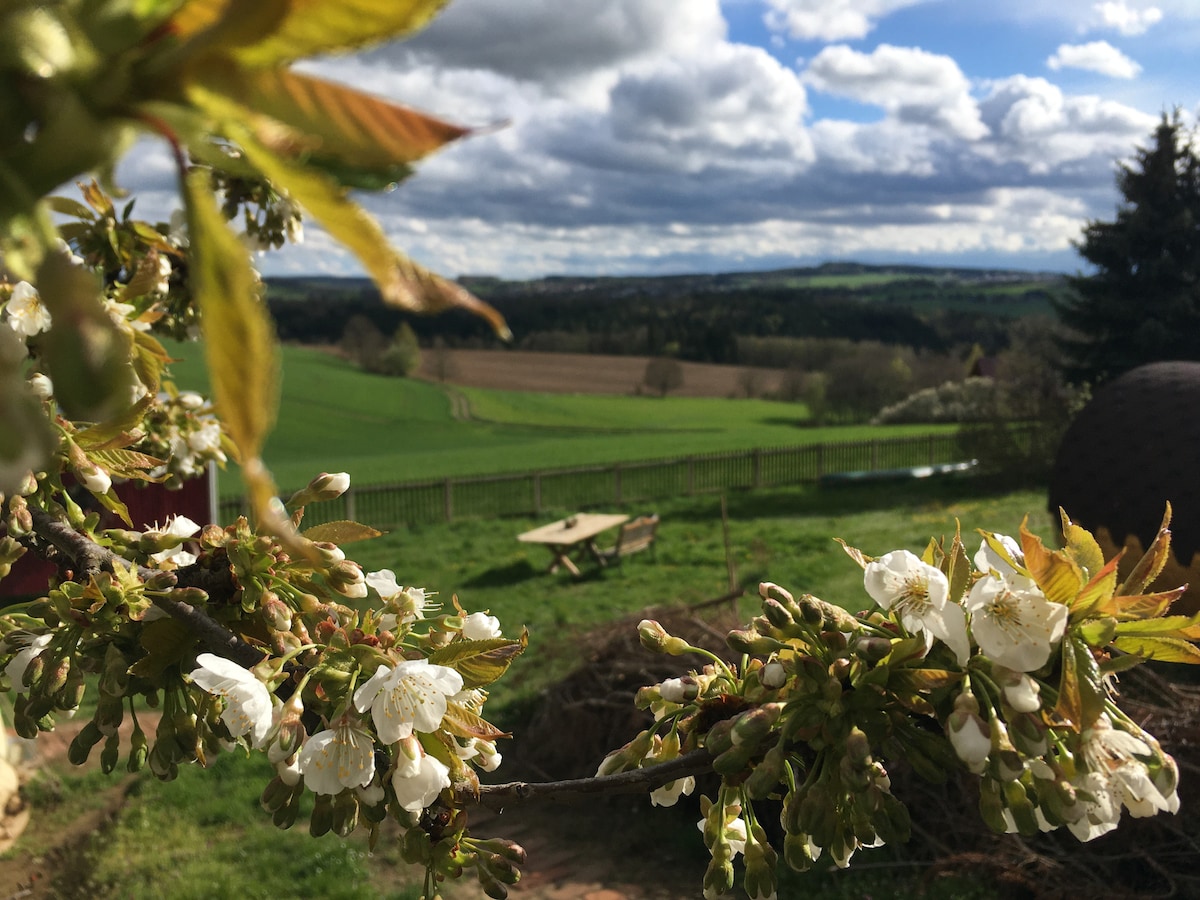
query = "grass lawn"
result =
(161, 341, 953, 493)
(13, 476, 1051, 898)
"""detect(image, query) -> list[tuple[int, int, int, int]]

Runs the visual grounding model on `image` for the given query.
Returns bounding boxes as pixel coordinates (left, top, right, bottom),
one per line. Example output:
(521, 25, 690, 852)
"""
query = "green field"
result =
(162, 342, 952, 494)
(15, 478, 1050, 898)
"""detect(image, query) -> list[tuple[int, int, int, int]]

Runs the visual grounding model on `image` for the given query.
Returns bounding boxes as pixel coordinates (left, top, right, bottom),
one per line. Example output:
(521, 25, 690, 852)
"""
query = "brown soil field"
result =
(415, 349, 789, 398)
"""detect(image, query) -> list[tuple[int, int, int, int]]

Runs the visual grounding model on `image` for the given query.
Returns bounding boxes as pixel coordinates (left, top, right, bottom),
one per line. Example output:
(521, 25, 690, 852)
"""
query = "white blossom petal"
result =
(188, 653, 273, 747)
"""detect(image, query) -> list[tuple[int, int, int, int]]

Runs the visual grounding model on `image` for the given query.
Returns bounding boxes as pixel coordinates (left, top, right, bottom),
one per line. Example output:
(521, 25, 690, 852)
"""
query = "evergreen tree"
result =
(1056, 114, 1200, 386)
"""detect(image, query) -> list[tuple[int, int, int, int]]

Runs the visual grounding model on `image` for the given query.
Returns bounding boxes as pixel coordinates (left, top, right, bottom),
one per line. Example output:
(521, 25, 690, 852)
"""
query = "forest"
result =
(265, 262, 1067, 365)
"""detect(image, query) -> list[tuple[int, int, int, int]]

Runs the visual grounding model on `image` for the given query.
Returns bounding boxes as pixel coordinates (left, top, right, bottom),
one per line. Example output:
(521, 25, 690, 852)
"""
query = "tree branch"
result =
(461, 749, 715, 812)
(27, 506, 264, 668)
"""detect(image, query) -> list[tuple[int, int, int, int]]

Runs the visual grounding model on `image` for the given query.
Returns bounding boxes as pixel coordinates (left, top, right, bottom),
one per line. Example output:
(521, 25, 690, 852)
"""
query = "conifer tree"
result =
(1056, 114, 1200, 386)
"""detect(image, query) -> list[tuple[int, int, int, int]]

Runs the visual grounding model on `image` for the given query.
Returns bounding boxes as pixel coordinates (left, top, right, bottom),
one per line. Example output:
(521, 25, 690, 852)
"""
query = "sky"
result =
(121, 0, 1200, 280)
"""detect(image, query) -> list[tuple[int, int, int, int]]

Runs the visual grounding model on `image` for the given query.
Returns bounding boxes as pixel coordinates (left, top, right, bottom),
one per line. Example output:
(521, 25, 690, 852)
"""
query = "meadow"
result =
(160, 341, 952, 495)
(3, 341, 1041, 897)
(4, 476, 1051, 898)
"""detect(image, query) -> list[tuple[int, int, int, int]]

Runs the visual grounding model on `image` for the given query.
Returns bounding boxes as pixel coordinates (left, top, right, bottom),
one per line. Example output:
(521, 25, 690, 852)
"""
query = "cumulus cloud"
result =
(364, 0, 725, 101)
(803, 44, 988, 140)
(1048, 41, 1141, 78)
(1091, 1, 1163, 35)
(762, 0, 933, 41)
(976, 75, 1156, 173)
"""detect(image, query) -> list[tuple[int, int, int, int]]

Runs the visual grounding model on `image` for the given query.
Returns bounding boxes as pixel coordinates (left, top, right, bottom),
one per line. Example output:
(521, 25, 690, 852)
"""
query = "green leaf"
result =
(45, 196, 94, 219)
(130, 328, 173, 395)
(130, 617, 199, 680)
(1053, 637, 1082, 730)
(37, 249, 136, 422)
(302, 520, 382, 544)
(1112, 635, 1200, 664)
(90, 447, 167, 481)
(74, 395, 155, 450)
(1113, 612, 1200, 637)
(183, 167, 278, 464)
(429, 632, 527, 689)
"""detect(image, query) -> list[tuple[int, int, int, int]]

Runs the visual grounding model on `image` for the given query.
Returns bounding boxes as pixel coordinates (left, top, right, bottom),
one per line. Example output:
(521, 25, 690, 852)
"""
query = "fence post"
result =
(443, 478, 453, 522)
(345, 486, 356, 523)
(533, 472, 542, 516)
(871, 439, 879, 471)
(816, 443, 825, 479)
(614, 464, 622, 504)
(752, 448, 762, 489)
(687, 456, 695, 495)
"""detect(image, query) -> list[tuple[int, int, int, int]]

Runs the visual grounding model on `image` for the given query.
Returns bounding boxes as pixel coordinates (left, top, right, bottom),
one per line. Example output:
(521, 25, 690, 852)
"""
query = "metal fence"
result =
(218, 432, 982, 529)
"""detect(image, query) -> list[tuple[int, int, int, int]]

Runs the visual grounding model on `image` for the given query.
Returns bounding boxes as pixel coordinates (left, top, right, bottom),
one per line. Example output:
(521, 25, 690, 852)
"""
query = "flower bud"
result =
(309, 472, 351, 500)
(726, 629, 783, 656)
(309, 793, 335, 837)
(100, 732, 121, 774)
(77, 464, 111, 495)
(947, 691, 990, 774)
(759, 659, 787, 690)
(68, 721, 104, 765)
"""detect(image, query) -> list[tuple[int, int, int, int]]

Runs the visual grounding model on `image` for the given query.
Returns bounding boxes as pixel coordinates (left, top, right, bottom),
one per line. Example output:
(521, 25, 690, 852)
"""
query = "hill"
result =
(265, 261, 1067, 363)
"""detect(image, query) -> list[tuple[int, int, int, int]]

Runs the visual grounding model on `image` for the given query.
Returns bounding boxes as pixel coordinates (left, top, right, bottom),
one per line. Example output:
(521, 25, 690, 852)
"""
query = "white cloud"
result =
(976, 75, 1156, 173)
(803, 44, 987, 140)
(367, 0, 726, 103)
(762, 0, 932, 41)
(1048, 41, 1142, 78)
(1091, 1, 1163, 35)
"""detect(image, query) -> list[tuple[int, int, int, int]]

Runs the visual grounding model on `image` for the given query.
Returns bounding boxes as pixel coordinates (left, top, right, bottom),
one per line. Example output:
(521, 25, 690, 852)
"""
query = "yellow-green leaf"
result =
(1112, 635, 1200, 665)
(1021, 523, 1083, 608)
(1118, 504, 1173, 596)
(183, 167, 278, 464)
(130, 328, 173, 395)
(440, 703, 509, 742)
(302, 520, 383, 544)
(198, 64, 471, 176)
(1112, 612, 1200, 638)
(210, 116, 509, 338)
(91, 447, 167, 480)
(231, 0, 449, 68)
(1053, 638, 1082, 731)
(429, 632, 528, 689)
(1108, 587, 1185, 621)
(1072, 554, 1120, 619)
(74, 395, 154, 450)
(1058, 509, 1106, 579)
(836, 539, 872, 570)
(37, 249, 136, 422)
(945, 524, 971, 606)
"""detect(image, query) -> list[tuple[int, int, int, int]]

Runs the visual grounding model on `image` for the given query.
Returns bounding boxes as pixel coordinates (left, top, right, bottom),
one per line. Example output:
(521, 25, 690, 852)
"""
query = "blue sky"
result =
(120, 0, 1200, 279)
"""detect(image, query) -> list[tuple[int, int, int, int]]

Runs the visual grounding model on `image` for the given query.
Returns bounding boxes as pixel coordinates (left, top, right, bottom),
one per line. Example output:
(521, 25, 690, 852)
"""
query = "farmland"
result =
(161, 342, 953, 494)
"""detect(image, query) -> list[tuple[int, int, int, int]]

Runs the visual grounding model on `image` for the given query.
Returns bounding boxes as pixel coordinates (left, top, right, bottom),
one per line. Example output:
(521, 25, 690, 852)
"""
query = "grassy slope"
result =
(163, 342, 951, 493)
(34, 477, 1048, 898)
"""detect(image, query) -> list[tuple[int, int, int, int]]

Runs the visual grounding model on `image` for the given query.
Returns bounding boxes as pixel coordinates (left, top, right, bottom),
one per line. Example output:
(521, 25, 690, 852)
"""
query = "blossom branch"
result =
(463, 749, 715, 812)
(27, 506, 263, 668)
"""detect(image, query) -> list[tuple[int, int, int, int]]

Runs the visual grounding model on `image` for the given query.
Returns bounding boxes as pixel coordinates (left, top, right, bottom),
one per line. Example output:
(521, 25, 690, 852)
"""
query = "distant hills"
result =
(265, 261, 1069, 363)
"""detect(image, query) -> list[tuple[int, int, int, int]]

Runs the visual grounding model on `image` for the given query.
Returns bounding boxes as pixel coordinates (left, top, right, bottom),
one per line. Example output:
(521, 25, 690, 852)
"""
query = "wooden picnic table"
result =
(517, 513, 630, 576)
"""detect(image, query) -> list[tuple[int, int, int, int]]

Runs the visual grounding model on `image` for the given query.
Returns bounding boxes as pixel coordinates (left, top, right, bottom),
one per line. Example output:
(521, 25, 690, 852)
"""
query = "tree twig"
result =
(27, 506, 263, 668)
(461, 748, 714, 812)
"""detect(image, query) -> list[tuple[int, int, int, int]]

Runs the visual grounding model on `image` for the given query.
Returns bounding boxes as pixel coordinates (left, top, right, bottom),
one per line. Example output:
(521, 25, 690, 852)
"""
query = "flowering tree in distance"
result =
(2, 3, 1200, 899)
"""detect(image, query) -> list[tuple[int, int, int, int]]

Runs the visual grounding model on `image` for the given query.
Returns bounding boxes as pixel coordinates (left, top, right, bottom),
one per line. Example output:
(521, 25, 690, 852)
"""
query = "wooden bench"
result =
(601, 514, 659, 565)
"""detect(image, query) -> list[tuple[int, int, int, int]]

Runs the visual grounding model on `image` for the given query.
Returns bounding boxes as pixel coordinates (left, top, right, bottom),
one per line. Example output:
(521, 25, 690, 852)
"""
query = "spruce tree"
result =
(1056, 114, 1200, 386)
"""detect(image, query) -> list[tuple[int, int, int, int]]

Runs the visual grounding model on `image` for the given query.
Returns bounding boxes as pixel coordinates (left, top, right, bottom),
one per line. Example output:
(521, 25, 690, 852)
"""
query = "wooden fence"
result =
(218, 432, 988, 529)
